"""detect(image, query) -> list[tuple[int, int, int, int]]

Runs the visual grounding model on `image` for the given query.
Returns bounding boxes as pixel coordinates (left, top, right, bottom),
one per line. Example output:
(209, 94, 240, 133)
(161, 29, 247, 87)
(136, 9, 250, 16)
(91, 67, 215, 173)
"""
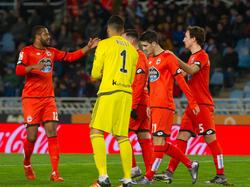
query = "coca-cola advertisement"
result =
(0, 123, 250, 155)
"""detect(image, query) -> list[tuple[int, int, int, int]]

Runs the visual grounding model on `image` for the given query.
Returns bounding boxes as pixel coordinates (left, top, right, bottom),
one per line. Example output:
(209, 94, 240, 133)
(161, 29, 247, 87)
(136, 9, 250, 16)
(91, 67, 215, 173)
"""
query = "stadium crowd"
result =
(0, 0, 249, 97)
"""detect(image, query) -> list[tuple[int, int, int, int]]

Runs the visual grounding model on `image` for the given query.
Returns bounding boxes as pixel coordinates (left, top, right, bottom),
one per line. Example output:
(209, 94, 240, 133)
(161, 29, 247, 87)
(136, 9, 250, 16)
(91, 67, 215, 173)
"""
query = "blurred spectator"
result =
(78, 80, 87, 97)
(3, 68, 19, 96)
(209, 46, 223, 74)
(210, 69, 224, 97)
(27, 9, 42, 28)
(84, 17, 102, 38)
(0, 32, 15, 53)
(11, 17, 28, 44)
(0, 0, 248, 97)
(172, 24, 185, 47)
(37, 0, 54, 26)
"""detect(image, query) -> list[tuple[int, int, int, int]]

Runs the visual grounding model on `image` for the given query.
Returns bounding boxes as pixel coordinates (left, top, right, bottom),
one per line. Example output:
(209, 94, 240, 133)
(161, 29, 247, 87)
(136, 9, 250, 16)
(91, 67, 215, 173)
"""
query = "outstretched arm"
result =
(55, 38, 100, 62)
(167, 50, 200, 75)
(175, 74, 200, 115)
(81, 38, 100, 54)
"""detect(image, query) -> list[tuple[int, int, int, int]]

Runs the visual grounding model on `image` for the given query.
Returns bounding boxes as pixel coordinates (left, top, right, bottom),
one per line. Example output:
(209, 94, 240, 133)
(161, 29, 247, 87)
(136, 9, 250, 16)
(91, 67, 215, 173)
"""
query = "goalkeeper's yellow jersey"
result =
(91, 35, 138, 96)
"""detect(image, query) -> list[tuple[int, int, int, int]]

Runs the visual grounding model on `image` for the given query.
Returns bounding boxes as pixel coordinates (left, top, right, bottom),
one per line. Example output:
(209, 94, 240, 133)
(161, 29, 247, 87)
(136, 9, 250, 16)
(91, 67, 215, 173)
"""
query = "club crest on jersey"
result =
(156, 58, 161, 65)
(149, 67, 160, 82)
(39, 58, 52, 73)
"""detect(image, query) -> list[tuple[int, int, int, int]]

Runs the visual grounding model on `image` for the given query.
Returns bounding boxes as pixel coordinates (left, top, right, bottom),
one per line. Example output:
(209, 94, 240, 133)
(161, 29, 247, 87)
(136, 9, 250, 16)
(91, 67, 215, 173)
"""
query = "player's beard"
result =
(40, 38, 50, 47)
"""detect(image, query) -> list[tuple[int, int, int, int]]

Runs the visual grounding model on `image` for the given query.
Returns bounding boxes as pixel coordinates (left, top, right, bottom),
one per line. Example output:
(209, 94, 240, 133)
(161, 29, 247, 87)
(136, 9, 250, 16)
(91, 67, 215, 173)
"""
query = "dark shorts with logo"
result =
(151, 108, 175, 137)
(180, 105, 216, 136)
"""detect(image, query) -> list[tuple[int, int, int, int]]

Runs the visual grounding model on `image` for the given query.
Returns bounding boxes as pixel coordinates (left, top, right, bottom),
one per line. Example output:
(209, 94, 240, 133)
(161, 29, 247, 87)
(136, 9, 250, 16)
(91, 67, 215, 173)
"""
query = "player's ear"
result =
(152, 41, 157, 47)
(107, 26, 110, 35)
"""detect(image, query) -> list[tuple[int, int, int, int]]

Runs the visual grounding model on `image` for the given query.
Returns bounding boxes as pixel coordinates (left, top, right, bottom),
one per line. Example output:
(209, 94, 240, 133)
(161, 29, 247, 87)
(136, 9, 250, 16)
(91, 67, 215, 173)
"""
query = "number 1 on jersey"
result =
(120, 50, 127, 73)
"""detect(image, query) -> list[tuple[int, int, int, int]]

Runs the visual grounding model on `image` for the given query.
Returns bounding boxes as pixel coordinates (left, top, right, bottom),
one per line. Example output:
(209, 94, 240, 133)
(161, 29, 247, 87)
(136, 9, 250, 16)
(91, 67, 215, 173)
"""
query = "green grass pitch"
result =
(0, 154, 249, 187)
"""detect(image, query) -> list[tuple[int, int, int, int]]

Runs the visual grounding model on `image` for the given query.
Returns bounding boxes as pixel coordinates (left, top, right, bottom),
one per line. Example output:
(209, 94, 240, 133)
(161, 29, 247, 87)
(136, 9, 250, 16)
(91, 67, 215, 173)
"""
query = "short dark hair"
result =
(187, 26, 205, 46)
(107, 15, 124, 32)
(124, 29, 138, 41)
(139, 30, 159, 43)
(31, 25, 46, 41)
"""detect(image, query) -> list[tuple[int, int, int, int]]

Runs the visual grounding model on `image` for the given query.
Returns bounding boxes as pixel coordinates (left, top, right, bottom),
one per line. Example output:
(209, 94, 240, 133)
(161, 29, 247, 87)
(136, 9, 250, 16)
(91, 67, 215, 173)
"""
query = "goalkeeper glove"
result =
(130, 109, 138, 120)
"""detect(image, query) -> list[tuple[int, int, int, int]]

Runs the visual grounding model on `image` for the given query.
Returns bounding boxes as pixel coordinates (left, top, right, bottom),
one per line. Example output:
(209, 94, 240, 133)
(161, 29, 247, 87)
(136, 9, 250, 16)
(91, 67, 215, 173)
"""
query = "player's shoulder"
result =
(138, 49, 145, 56)
(161, 51, 177, 63)
(162, 51, 174, 58)
(99, 38, 109, 44)
(137, 50, 147, 59)
(96, 38, 113, 49)
(46, 47, 58, 52)
(196, 50, 208, 59)
(21, 45, 34, 52)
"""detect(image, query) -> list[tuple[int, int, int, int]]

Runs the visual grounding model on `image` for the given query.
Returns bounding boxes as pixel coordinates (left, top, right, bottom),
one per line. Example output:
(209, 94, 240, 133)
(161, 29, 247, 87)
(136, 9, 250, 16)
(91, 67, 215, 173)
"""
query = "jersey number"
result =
(53, 112, 58, 121)
(120, 50, 127, 73)
(198, 123, 204, 133)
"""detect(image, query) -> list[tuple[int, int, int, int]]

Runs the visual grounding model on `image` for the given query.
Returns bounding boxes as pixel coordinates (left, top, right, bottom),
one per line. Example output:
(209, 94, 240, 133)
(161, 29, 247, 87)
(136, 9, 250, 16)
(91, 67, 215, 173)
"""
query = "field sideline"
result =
(0, 154, 249, 187)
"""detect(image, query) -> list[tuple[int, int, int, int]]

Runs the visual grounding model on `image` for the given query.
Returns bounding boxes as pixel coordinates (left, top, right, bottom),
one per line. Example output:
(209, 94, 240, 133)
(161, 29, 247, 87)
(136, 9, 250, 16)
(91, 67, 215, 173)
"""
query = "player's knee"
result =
(46, 131, 57, 137)
(115, 136, 128, 142)
(177, 131, 192, 140)
(204, 131, 216, 143)
(90, 128, 103, 135)
(152, 135, 166, 145)
(137, 130, 150, 139)
(27, 135, 37, 143)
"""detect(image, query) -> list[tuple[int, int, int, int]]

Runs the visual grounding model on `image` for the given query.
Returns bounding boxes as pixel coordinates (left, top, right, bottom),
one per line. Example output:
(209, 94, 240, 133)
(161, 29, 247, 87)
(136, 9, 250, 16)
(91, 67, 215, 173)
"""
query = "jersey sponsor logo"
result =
(149, 67, 160, 82)
(39, 58, 52, 73)
(36, 52, 41, 55)
(148, 61, 152, 65)
(112, 80, 130, 88)
(136, 68, 145, 74)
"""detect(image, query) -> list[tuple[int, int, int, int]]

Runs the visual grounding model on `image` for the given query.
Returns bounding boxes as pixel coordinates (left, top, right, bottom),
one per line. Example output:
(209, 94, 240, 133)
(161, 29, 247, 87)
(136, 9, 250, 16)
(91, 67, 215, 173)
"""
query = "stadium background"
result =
(0, 0, 250, 186)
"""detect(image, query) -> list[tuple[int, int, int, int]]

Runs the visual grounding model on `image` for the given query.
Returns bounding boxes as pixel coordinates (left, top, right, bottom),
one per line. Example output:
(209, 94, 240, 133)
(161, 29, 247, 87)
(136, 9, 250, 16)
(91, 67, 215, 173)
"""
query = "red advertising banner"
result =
(0, 124, 249, 155)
